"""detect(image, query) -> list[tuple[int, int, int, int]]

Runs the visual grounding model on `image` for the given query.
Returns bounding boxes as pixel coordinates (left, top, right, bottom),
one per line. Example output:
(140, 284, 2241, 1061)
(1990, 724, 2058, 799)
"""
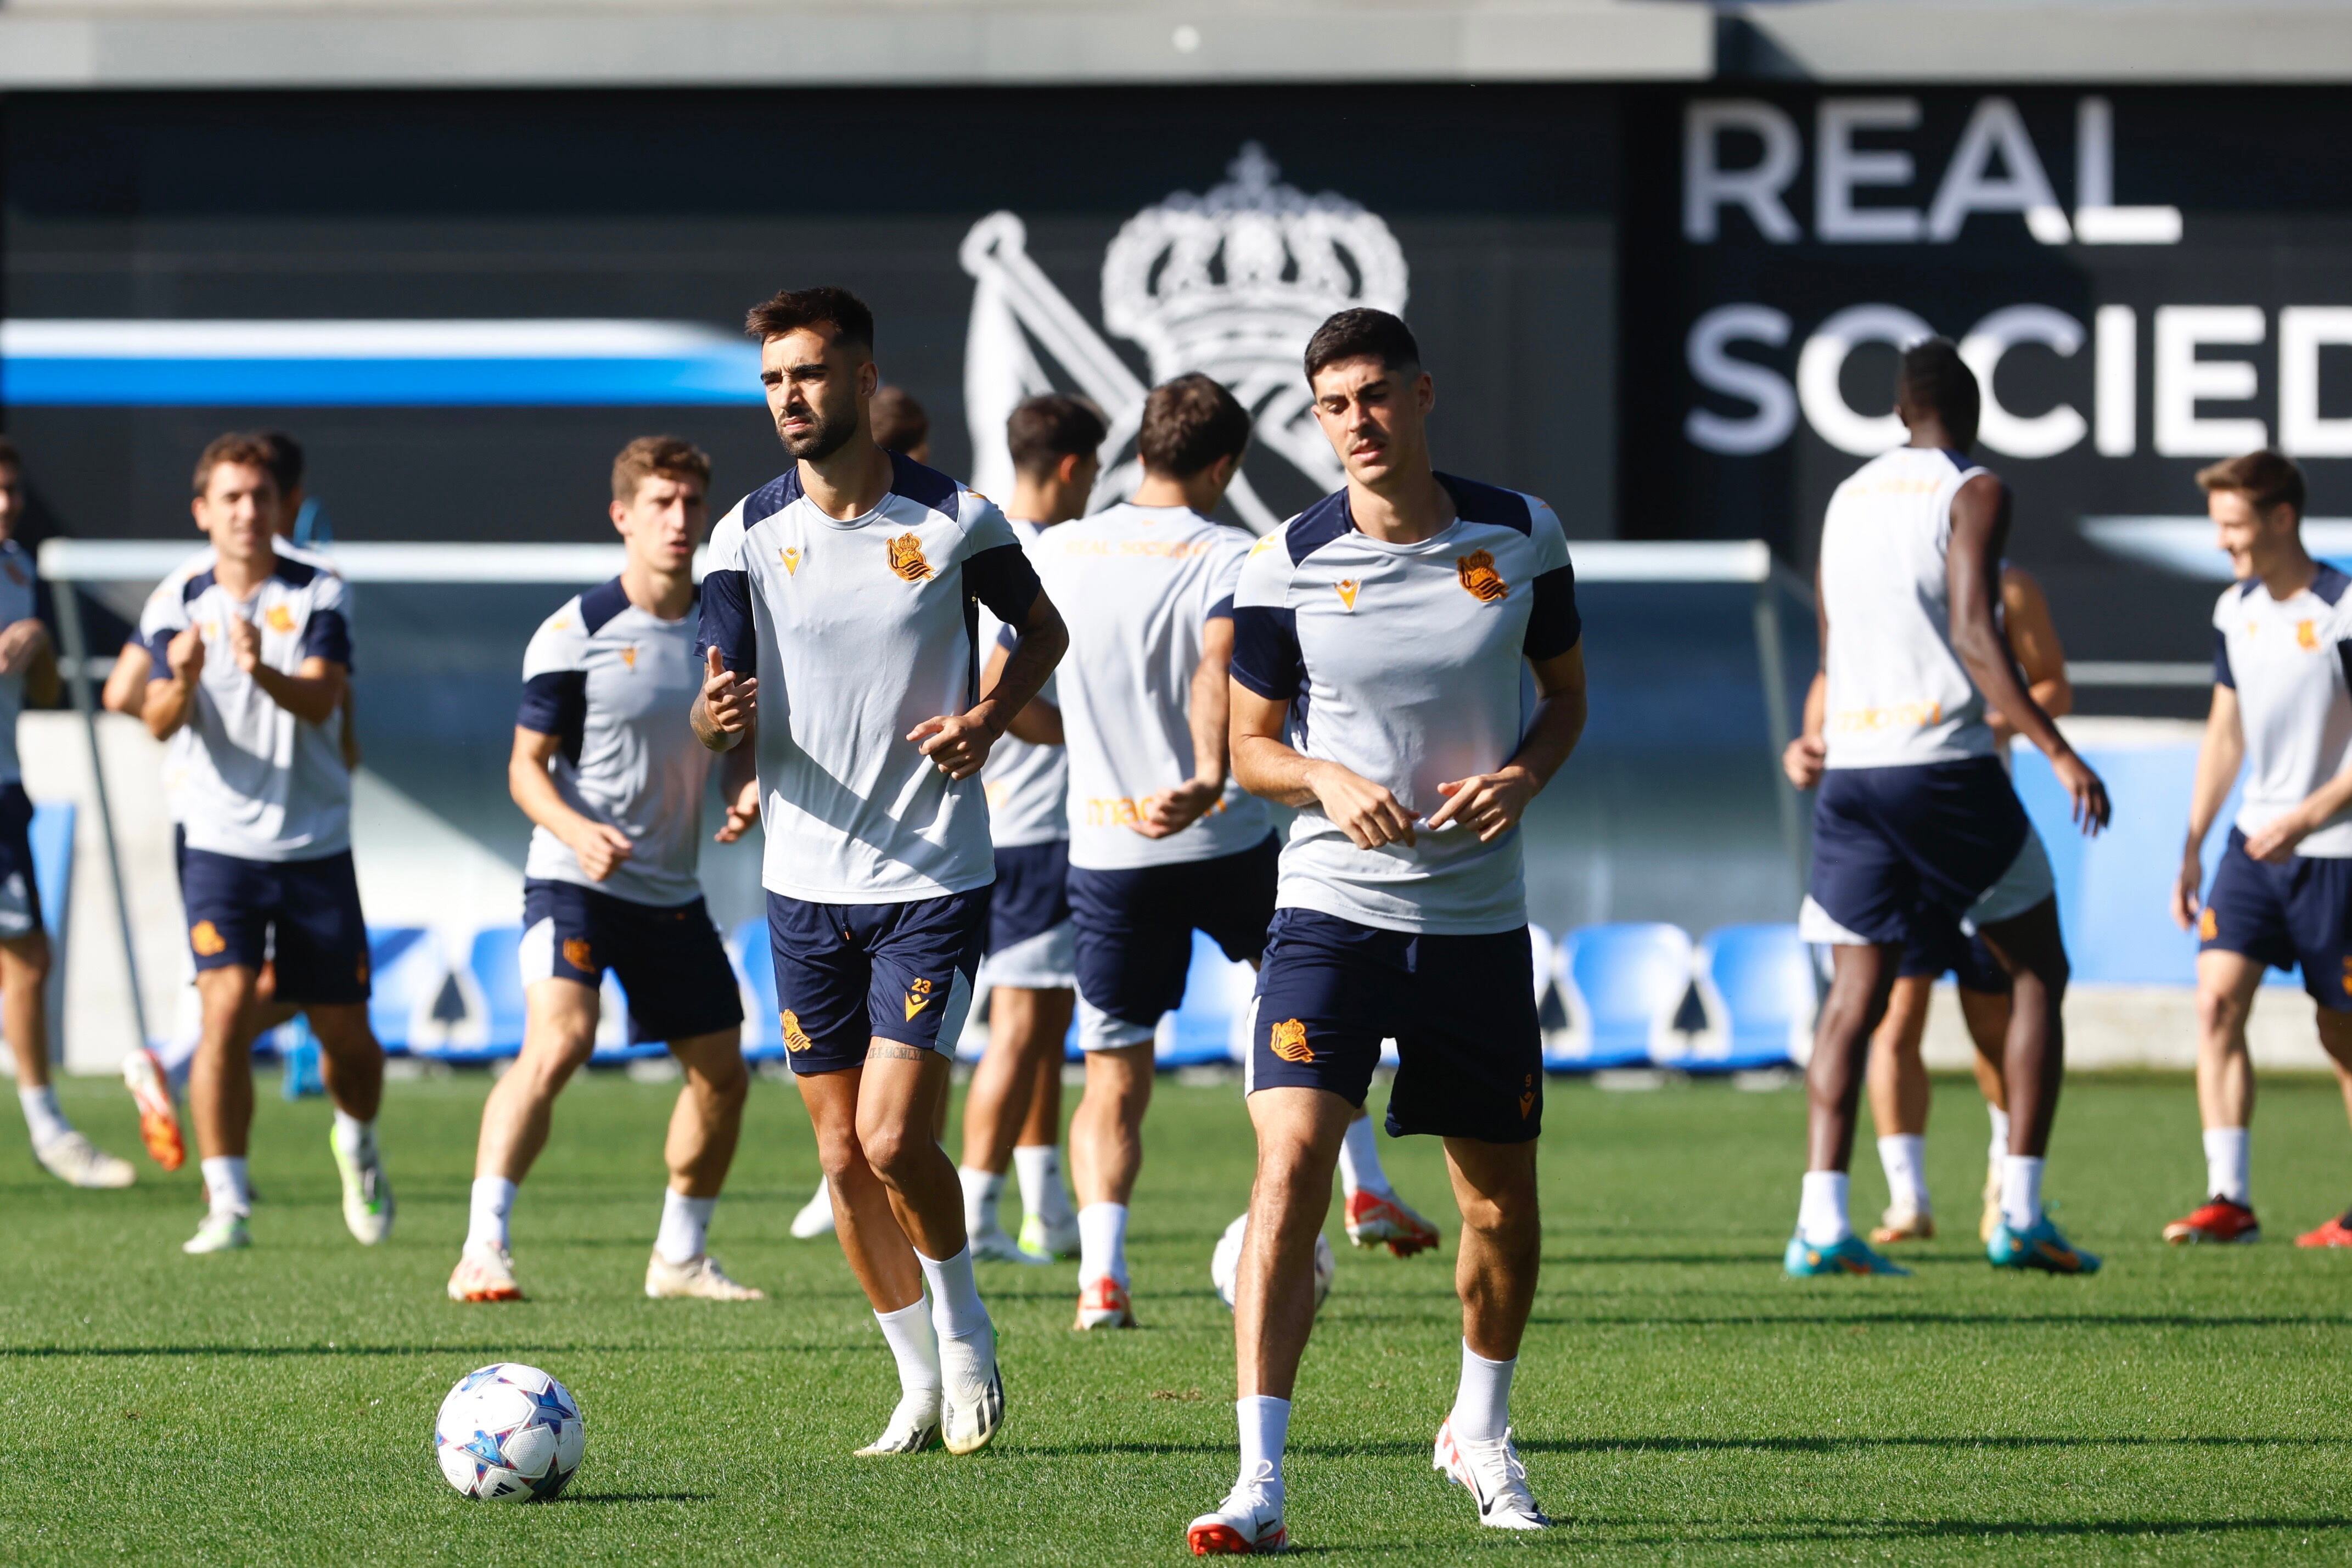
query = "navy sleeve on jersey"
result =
(966, 543, 1046, 628)
(302, 608, 353, 669)
(1524, 565, 1582, 660)
(142, 625, 179, 680)
(696, 568, 756, 675)
(517, 670, 590, 765)
(1206, 594, 1236, 622)
(2214, 627, 2236, 689)
(1230, 606, 1303, 701)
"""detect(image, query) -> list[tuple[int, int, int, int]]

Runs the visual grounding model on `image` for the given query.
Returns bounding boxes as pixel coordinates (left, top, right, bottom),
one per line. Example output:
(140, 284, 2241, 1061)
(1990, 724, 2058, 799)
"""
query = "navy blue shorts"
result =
(521, 879, 743, 1045)
(0, 784, 42, 940)
(1898, 906, 2011, 994)
(1249, 908, 1542, 1144)
(1803, 757, 2051, 948)
(766, 890, 987, 1072)
(1069, 834, 1278, 1046)
(2201, 829, 2352, 1010)
(179, 847, 370, 1005)
(987, 840, 1072, 953)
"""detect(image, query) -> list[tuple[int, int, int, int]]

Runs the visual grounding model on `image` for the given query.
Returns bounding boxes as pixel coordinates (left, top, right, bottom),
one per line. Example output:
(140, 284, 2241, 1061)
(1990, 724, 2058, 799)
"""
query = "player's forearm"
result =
(1503, 684, 1588, 796)
(507, 754, 597, 845)
(2185, 727, 2243, 850)
(1006, 699, 1062, 746)
(248, 664, 344, 726)
(1800, 670, 1827, 741)
(1187, 656, 1231, 787)
(691, 694, 746, 752)
(143, 679, 195, 740)
(24, 643, 59, 709)
(969, 615, 1068, 739)
(1231, 731, 1324, 810)
(2029, 674, 2073, 723)
(2294, 766, 2352, 834)
(1955, 622, 2069, 762)
(719, 741, 757, 803)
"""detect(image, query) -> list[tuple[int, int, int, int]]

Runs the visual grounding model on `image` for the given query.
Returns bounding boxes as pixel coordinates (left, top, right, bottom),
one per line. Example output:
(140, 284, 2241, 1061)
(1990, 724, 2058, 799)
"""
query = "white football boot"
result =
(789, 1177, 837, 1239)
(183, 1210, 251, 1254)
(938, 1328, 1004, 1455)
(1019, 1209, 1081, 1262)
(1434, 1417, 1553, 1530)
(330, 1126, 394, 1245)
(34, 1130, 136, 1190)
(853, 1392, 943, 1457)
(645, 1252, 766, 1301)
(1185, 1463, 1288, 1554)
(447, 1240, 524, 1303)
(970, 1223, 1048, 1264)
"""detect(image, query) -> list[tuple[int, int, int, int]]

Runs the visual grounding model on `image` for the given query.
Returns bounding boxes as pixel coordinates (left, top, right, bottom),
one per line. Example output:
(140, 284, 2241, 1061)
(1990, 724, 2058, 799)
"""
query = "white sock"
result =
(960, 1165, 1006, 1237)
(1987, 1104, 2011, 1165)
(200, 1155, 251, 1217)
(654, 1189, 716, 1264)
(2001, 1154, 2045, 1232)
(330, 1109, 374, 1159)
(1336, 1115, 1394, 1199)
(917, 1244, 991, 1342)
(2204, 1126, 2252, 1205)
(874, 1296, 943, 1404)
(1077, 1201, 1129, 1286)
(18, 1084, 69, 1147)
(1876, 1134, 1930, 1218)
(1014, 1144, 1074, 1228)
(1237, 1395, 1290, 1496)
(1451, 1340, 1516, 1444)
(468, 1176, 518, 1251)
(1797, 1170, 1851, 1246)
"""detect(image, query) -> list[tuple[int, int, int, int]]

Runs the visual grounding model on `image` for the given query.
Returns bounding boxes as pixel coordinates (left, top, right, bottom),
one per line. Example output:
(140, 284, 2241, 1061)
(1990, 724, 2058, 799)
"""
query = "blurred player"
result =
(1784, 339, 2107, 1281)
(138, 434, 392, 1254)
(1789, 565, 2074, 1244)
(448, 437, 761, 1305)
(956, 393, 1105, 1263)
(0, 437, 135, 1187)
(695, 287, 1065, 1457)
(1191, 310, 1587, 1550)
(2165, 451, 2352, 1247)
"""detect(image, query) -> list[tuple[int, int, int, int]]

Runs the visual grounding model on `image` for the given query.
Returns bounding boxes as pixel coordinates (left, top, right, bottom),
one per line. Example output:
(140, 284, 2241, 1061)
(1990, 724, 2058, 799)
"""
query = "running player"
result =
(0, 436, 135, 1187)
(2165, 449, 2352, 1247)
(1188, 310, 1588, 1550)
(448, 436, 761, 1304)
(956, 393, 1104, 1263)
(1788, 564, 2074, 1244)
(695, 286, 1065, 1457)
(1784, 339, 2108, 1281)
(137, 432, 393, 1254)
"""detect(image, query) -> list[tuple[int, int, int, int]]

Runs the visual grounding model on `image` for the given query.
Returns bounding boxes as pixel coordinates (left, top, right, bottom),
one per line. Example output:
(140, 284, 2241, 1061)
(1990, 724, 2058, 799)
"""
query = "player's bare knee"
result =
(855, 1114, 929, 1185)
(2196, 986, 2249, 1041)
(0, 933, 49, 983)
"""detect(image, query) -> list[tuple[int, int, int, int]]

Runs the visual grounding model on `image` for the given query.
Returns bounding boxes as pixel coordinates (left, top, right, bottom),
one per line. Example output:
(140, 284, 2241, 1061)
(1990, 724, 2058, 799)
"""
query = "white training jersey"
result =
(2214, 565, 2352, 857)
(518, 578, 712, 906)
(1230, 476, 1581, 935)
(136, 546, 354, 862)
(975, 517, 1069, 851)
(0, 540, 37, 788)
(698, 452, 1043, 904)
(1033, 501, 1270, 871)
(1818, 446, 2000, 770)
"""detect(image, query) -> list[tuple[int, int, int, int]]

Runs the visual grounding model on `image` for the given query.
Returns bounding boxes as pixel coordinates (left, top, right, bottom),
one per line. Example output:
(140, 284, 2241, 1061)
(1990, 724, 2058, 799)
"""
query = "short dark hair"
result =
(1304, 308, 1421, 384)
(1896, 338, 1981, 450)
(744, 285, 874, 352)
(869, 386, 930, 454)
(254, 429, 304, 496)
(192, 432, 278, 497)
(2198, 448, 2306, 519)
(1137, 374, 1251, 479)
(1007, 394, 1108, 479)
(611, 435, 712, 504)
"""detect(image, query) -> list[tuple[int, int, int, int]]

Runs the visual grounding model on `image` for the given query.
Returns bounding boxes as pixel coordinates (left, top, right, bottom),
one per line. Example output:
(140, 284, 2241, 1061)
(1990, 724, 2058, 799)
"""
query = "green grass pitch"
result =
(6, 1068, 2352, 1563)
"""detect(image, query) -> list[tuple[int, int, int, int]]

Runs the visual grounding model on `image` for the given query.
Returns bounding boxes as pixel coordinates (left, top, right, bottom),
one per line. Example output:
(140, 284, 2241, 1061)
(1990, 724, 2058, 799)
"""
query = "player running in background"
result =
(0, 437, 136, 1187)
(1790, 564, 2074, 1245)
(2165, 450, 2352, 1247)
(1191, 310, 1588, 1550)
(137, 433, 392, 1254)
(449, 437, 761, 1305)
(954, 393, 1104, 1263)
(695, 286, 1065, 1458)
(1785, 339, 2108, 1281)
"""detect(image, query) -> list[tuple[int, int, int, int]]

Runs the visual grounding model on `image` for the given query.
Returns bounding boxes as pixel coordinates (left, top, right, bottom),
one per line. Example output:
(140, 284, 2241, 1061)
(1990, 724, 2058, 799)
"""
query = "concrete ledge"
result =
(1920, 982, 2339, 1074)
(1725, 3, 2352, 82)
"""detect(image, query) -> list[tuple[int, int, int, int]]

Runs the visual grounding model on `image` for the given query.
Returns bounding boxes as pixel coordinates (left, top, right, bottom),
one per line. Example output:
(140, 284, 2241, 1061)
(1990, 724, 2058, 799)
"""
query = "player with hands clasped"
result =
(1188, 310, 1587, 1553)
(695, 287, 1065, 1459)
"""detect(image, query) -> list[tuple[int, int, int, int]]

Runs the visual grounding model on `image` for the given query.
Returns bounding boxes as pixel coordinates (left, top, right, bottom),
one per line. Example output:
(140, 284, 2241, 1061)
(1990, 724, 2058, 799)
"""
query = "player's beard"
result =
(779, 396, 857, 463)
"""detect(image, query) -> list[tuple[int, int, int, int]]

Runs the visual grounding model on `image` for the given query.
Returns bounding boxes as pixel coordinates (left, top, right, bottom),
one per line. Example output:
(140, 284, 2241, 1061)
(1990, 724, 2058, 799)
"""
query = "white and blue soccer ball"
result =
(434, 1363, 586, 1502)
(1211, 1212, 1335, 1313)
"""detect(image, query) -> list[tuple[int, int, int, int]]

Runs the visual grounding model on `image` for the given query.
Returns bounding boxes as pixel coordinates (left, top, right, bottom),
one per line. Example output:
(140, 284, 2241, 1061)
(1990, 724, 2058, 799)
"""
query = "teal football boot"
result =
(1988, 1213, 2101, 1274)
(1784, 1233, 1911, 1277)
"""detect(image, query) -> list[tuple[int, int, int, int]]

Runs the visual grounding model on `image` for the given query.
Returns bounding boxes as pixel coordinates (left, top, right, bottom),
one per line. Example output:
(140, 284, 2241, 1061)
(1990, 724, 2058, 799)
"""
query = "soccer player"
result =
(1788, 564, 2074, 1245)
(2165, 450, 2352, 1247)
(0, 437, 136, 1187)
(1189, 309, 1588, 1550)
(694, 286, 1065, 1458)
(448, 436, 762, 1305)
(1783, 339, 2108, 1281)
(137, 432, 392, 1254)
(869, 385, 932, 465)
(955, 392, 1105, 1263)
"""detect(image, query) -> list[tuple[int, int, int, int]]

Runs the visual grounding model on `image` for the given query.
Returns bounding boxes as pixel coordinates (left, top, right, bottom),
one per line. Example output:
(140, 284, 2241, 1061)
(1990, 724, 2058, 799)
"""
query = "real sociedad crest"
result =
(959, 144, 1409, 533)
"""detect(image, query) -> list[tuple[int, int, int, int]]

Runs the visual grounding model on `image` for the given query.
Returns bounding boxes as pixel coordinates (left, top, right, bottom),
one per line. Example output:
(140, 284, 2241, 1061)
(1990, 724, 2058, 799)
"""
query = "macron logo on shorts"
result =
(903, 979, 934, 1021)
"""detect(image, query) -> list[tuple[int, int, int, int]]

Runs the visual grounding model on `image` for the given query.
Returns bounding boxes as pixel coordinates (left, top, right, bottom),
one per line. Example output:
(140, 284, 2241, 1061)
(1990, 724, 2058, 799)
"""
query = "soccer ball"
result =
(433, 1363, 586, 1502)
(1211, 1212, 1334, 1313)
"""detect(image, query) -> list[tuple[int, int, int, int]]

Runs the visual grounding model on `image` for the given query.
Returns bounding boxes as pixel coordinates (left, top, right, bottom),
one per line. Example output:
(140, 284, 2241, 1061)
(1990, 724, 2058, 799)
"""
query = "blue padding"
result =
(442, 924, 526, 1064)
(1560, 923, 1695, 1070)
(364, 928, 434, 1056)
(28, 802, 71, 941)
(734, 919, 784, 1060)
(1, 353, 765, 408)
(1697, 923, 1814, 1071)
(1161, 930, 1247, 1068)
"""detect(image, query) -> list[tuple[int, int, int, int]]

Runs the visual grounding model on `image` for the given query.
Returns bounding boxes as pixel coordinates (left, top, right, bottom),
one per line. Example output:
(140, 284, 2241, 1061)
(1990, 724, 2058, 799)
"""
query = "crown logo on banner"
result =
(1101, 143, 1409, 389)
